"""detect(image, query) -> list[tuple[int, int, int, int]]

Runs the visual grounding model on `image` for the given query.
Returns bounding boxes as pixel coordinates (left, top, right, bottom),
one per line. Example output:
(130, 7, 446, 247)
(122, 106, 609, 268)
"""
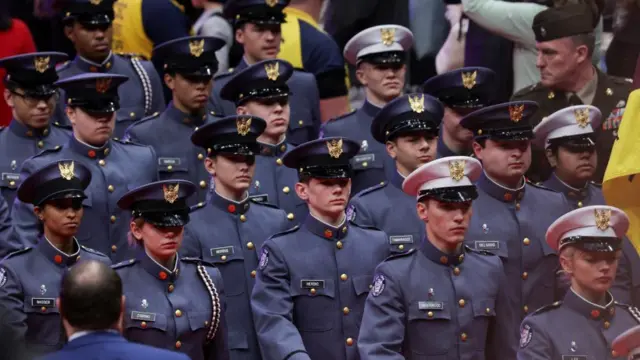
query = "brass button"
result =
(346, 338, 354, 346)
(167, 165, 173, 171)
(276, 158, 283, 166)
(453, 267, 461, 276)
(458, 299, 465, 307)
(221, 255, 227, 261)
(398, 244, 404, 250)
(175, 309, 182, 317)
(340, 274, 348, 281)
(247, 242, 254, 250)
(140, 321, 147, 329)
(343, 307, 350, 315)
(41, 306, 47, 313)
(485, 308, 491, 314)
(251, 270, 256, 278)
(522, 272, 528, 280)
(9, 181, 15, 187)
(108, 185, 114, 192)
(111, 245, 117, 253)
(612, 350, 618, 357)
(524, 305, 529, 313)
(298, 120, 303, 125)
(523, 238, 530, 245)
(204, 321, 209, 326)
(37, 141, 44, 148)
(283, 186, 290, 194)
(336, 241, 343, 249)
(110, 215, 116, 223)
(577, 201, 583, 208)
(310, 288, 317, 295)
(515, 202, 521, 211)
(240, 214, 247, 222)
(168, 284, 175, 292)
(440, 256, 448, 264)
(175, 341, 182, 349)
(198, 153, 204, 160)
(362, 162, 368, 167)
(604, 321, 610, 329)
(98, 159, 106, 166)
(460, 333, 468, 342)
(287, 213, 294, 220)
(200, 180, 207, 188)
(427, 311, 434, 318)
(129, 112, 135, 118)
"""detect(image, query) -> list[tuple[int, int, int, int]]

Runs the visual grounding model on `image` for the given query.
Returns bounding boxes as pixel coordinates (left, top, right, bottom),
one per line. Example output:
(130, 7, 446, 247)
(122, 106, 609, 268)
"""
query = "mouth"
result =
(161, 241, 178, 249)
(596, 276, 612, 283)
(194, 94, 208, 101)
(329, 199, 346, 206)
(236, 175, 251, 181)
(450, 227, 466, 234)
(577, 164, 593, 170)
(263, 46, 278, 54)
(94, 43, 109, 51)
(418, 155, 432, 162)
(509, 162, 524, 168)
(63, 222, 79, 228)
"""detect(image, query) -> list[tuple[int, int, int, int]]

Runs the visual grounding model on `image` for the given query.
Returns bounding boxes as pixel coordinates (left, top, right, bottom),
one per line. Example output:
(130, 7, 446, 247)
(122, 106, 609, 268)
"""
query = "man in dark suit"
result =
(40, 260, 190, 360)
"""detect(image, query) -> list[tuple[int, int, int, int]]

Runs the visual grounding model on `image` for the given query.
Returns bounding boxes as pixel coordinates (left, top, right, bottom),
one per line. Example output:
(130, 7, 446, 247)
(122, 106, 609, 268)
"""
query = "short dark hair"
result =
(59, 260, 122, 331)
(571, 32, 596, 57)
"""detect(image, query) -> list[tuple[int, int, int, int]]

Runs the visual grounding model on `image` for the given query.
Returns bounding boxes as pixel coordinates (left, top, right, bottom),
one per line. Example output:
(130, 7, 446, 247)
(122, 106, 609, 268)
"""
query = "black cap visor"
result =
(28, 176, 87, 206)
(386, 120, 440, 142)
(358, 51, 406, 66)
(476, 127, 534, 141)
(140, 211, 190, 228)
(560, 236, 622, 252)
(418, 185, 478, 203)
(236, 85, 290, 106)
(68, 97, 119, 114)
(300, 165, 353, 179)
(211, 142, 260, 157)
(549, 134, 596, 151)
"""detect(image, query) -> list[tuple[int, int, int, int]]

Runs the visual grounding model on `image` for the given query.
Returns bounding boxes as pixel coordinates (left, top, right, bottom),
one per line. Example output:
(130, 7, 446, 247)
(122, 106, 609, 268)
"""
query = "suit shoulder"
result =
(464, 245, 497, 257)
(180, 257, 216, 268)
(189, 201, 207, 213)
(214, 68, 235, 80)
(32, 145, 63, 159)
(1, 247, 33, 262)
(615, 302, 640, 322)
(80, 245, 109, 258)
(326, 109, 357, 124)
(52, 122, 72, 131)
(353, 181, 387, 199)
(55, 60, 72, 73)
(609, 75, 633, 86)
(268, 225, 301, 241)
(530, 301, 563, 317)
(115, 52, 150, 61)
(113, 138, 154, 152)
(126, 112, 161, 134)
(250, 197, 282, 210)
(512, 82, 547, 99)
(527, 180, 560, 194)
(349, 220, 384, 233)
(292, 69, 316, 82)
(112, 258, 137, 270)
(383, 248, 417, 263)
(590, 181, 602, 188)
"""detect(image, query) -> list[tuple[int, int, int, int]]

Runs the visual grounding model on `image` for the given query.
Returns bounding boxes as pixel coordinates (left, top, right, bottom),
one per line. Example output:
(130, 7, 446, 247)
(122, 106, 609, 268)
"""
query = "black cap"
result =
(0, 52, 68, 96)
(371, 93, 444, 143)
(460, 101, 539, 140)
(224, 0, 290, 26)
(18, 160, 91, 206)
(153, 36, 226, 77)
(117, 180, 196, 227)
(191, 115, 267, 156)
(58, 0, 116, 27)
(220, 59, 292, 105)
(422, 67, 497, 113)
(283, 137, 360, 179)
(55, 73, 128, 113)
(533, 3, 598, 42)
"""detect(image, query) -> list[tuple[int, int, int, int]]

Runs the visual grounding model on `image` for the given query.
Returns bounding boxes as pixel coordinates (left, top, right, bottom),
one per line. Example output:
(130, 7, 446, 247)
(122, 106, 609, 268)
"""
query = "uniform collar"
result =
(9, 119, 52, 139)
(390, 171, 405, 190)
(545, 173, 589, 201)
(74, 52, 115, 73)
(259, 138, 289, 157)
(573, 67, 599, 105)
(304, 214, 349, 241)
(37, 236, 81, 268)
(69, 136, 112, 160)
(420, 236, 465, 266)
(236, 58, 250, 71)
(283, 7, 320, 28)
(564, 288, 616, 322)
(476, 171, 526, 203)
(361, 100, 382, 118)
(210, 190, 251, 215)
(165, 102, 207, 127)
(436, 135, 458, 158)
(138, 249, 181, 282)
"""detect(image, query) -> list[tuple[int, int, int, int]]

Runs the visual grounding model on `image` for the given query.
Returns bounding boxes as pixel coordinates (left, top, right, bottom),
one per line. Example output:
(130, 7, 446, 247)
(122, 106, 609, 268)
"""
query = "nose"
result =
(536, 53, 544, 69)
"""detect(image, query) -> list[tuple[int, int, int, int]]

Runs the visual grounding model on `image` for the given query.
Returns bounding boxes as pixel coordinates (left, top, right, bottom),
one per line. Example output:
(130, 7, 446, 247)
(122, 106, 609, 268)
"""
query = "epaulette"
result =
(55, 60, 71, 72)
(190, 201, 207, 213)
(353, 181, 387, 199)
(384, 248, 417, 261)
(140, 111, 161, 122)
(250, 198, 280, 209)
(327, 109, 357, 123)
(80, 245, 108, 258)
(33, 146, 63, 158)
(112, 258, 137, 269)
(51, 122, 72, 131)
(181, 257, 216, 267)
(615, 302, 640, 323)
(113, 138, 149, 147)
(609, 76, 633, 85)
(526, 179, 558, 193)
(464, 245, 495, 256)
(208, 110, 218, 117)
(531, 301, 562, 315)
(512, 82, 546, 98)
(1, 247, 32, 261)
(269, 225, 300, 240)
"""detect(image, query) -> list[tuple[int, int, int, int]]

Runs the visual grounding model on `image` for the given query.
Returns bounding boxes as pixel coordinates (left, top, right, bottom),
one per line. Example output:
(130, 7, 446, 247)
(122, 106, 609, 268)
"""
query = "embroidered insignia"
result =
(520, 324, 532, 348)
(189, 39, 205, 58)
(34, 57, 50, 74)
(163, 184, 180, 204)
(141, 299, 149, 309)
(236, 117, 252, 136)
(409, 94, 425, 113)
(548, 91, 555, 100)
(0, 268, 6, 288)
(265, 61, 280, 81)
(574, 108, 590, 128)
(95, 78, 112, 94)
(428, 288, 435, 297)
(11, 160, 17, 171)
(509, 104, 525, 123)
(346, 204, 356, 222)
(380, 28, 395, 46)
(482, 223, 489, 234)
(361, 140, 369, 152)
(606, 88, 613, 96)
(40, 284, 47, 295)
(327, 138, 344, 158)
(58, 161, 75, 180)
(448, 160, 465, 181)
(371, 274, 385, 297)
(461, 71, 477, 90)
(594, 209, 611, 231)
(540, 26, 547, 37)
(258, 248, 269, 270)
(265, 0, 278, 7)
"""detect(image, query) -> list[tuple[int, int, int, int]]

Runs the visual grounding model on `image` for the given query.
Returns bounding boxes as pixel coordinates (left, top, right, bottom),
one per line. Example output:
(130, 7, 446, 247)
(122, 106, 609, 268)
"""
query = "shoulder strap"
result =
(129, 57, 153, 116)
(196, 263, 222, 342)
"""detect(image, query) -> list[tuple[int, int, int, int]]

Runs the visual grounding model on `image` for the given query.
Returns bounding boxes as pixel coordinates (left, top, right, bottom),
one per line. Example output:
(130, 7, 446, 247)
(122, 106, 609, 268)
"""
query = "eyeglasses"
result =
(11, 90, 59, 107)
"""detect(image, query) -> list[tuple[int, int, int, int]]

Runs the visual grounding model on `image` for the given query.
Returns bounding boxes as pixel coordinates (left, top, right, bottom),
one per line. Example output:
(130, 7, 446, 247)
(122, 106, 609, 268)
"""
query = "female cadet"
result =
(114, 179, 229, 360)
(518, 205, 640, 359)
(0, 159, 110, 355)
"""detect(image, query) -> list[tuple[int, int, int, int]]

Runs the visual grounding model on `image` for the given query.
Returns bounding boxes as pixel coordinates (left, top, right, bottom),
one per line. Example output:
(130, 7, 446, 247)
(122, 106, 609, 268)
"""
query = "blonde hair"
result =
(127, 217, 145, 248)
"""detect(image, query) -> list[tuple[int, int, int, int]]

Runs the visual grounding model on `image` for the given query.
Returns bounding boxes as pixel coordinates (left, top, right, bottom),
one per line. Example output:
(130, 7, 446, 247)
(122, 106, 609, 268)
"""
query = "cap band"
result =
(34, 177, 86, 206)
(235, 85, 290, 105)
(476, 127, 534, 140)
(559, 236, 622, 252)
(234, 6, 287, 25)
(418, 185, 478, 203)
(211, 142, 260, 156)
(357, 51, 406, 65)
(299, 164, 352, 179)
(385, 118, 439, 141)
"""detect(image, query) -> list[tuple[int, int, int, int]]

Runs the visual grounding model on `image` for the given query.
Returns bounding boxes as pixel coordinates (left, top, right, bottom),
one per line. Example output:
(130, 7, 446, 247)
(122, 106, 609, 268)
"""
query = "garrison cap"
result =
(0, 52, 68, 96)
(613, 325, 640, 359)
(344, 25, 414, 66)
(118, 180, 196, 228)
(460, 101, 539, 140)
(532, 3, 598, 42)
(371, 93, 443, 143)
(283, 137, 360, 179)
(58, 0, 116, 27)
(55, 73, 128, 113)
(546, 205, 629, 252)
(191, 115, 266, 156)
(403, 156, 482, 203)
(153, 36, 226, 77)
(220, 59, 293, 105)
(533, 105, 602, 149)
(224, 0, 290, 26)
(422, 67, 497, 114)
(18, 160, 91, 206)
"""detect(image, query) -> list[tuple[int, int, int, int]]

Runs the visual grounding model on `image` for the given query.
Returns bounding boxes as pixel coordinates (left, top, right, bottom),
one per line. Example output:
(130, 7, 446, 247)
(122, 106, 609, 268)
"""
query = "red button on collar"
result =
(227, 204, 236, 213)
(324, 229, 333, 238)
(159, 271, 168, 280)
(54, 255, 63, 264)
(88, 150, 96, 158)
(591, 309, 600, 319)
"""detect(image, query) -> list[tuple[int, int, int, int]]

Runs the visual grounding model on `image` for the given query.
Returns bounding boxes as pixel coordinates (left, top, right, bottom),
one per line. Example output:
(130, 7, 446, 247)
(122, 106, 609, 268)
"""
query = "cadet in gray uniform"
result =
(358, 156, 518, 359)
(321, 25, 414, 195)
(517, 205, 640, 359)
(251, 137, 392, 360)
(348, 93, 443, 253)
(220, 59, 308, 223)
(54, 0, 165, 139)
(114, 180, 229, 360)
(183, 115, 291, 360)
(0, 160, 110, 356)
(460, 101, 573, 322)
(612, 325, 640, 359)
(0, 52, 72, 209)
(11, 73, 158, 263)
(0, 196, 11, 254)
(125, 36, 225, 206)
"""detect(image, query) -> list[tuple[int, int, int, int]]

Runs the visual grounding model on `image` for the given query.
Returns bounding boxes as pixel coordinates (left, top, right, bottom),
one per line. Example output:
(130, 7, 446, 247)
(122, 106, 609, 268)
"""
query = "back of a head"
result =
(60, 260, 122, 331)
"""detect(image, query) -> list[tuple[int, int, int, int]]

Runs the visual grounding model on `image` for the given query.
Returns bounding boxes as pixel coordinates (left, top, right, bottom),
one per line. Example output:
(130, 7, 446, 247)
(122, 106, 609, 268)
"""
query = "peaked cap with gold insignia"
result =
(58, 0, 117, 27)
(283, 137, 360, 179)
(422, 67, 497, 114)
(460, 100, 539, 140)
(220, 59, 293, 105)
(344, 24, 414, 66)
(533, 105, 602, 149)
(117, 180, 196, 227)
(223, 0, 291, 26)
(191, 115, 266, 156)
(403, 156, 482, 203)
(17, 159, 91, 206)
(55, 73, 128, 113)
(370, 93, 444, 143)
(152, 36, 225, 77)
(0, 52, 68, 96)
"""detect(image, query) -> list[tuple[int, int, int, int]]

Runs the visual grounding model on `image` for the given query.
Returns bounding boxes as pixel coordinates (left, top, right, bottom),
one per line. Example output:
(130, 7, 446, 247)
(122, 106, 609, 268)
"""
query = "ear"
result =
(294, 182, 309, 202)
(386, 141, 397, 159)
(65, 107, 77, 126)
(472, 141, 484, 160)
(235, 27, 245, 45)
(204, 157, 216, 176)
(129, 220, 144, 241)
(64, 25, 75, 43)
(575, 44, 589, 63)
(164, 73, 175, 90)
(236, 106, 249, 115)
(355, 65, 367, 86)
(559, 252, 574, 275)
(545, 148, 558, 168)
(3, 89, 13, 108)
(33, 206, 44, 221)
(416, 201, 428, 222)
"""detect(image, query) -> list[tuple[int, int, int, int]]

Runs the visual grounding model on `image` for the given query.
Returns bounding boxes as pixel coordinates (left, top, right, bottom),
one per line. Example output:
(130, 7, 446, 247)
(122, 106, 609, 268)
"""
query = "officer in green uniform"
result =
(511, 2, 632, 183)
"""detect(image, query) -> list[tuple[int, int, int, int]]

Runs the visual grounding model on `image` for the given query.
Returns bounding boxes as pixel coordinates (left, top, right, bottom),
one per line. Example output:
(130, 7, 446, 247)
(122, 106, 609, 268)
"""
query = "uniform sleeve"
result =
(10, 160, 41, 248)
(146, 146, 159, 182)
(140, 60, 166, 113)
(0, 266, 27, 341)
(206, 267, 230, 360)
(123, 123, 141, 144)
(208, 82, 228, 116)
(181, 225, 204, 259)
(610, 236, 640, 304)
(250, 241, 311, 360)
(0, 196, 16, 257)
(487, 263, 518, 359)
(348, 198, 374, 228)
(516, 318, 552, 360)
(141, 0, 190, 46)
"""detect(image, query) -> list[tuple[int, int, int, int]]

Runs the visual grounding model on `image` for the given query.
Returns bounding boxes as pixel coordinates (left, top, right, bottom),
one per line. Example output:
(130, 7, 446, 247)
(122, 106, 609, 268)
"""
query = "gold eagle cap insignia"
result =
(449, 160, 466, 182)
(508, 104, 525, 123)
(327, 138, 344, 159)
(265, 62, 280, 81)
(594, 209, 612, 231)
(574, 108, 590, 128)
(380, 28, 396, 46)
(34, 57, 50, 74)
(89, 0, 102, 5)
(461, 71, 477, 90)
(189, 39, 205, 58)
(95, 78, 112, 94)
(163, 184, 180, 204)
(409, 94, 425, 114)
(236, 117, 252, 136)
(265, 0, 278, 7)
(58, 161, 75, 181)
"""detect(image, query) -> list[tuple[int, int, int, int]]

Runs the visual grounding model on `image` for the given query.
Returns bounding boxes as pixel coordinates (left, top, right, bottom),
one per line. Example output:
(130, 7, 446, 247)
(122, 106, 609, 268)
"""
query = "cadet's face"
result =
(35, 199, 84, 239)
(4, 88, 57, 128)
(418, 199, 472, 246)
(386, 132, 437, 175)
(474, 139, 532, 180)
(561, 248, 620, 295)
(67, 107, 115, 146)
(238, 98, 290, 139)
(133, 222, 184, 260)
(536, 38, 582, 88)
(236, 23, 282, 61)
(356, 63, 406, 103)
(66, 23, 112, 60)
(296, 178, 351, 218)
(206, 154, 256, 193)
(443, 107, 473, 143)
(165, 73, 213, 111)
(549, 146, 597, 184)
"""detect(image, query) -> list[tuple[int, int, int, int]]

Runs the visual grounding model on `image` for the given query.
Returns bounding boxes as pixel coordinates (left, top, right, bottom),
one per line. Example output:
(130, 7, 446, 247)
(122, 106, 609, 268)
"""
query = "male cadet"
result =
(11, 73, 158, 262)
(220, 59, 308, 222)
(0, 52, 71, 209)
(124, 36, 225, 206)
(54, 0, 165, 139)
(357, 157, 517, 359)
(251, 137, 392, 360)
(422, 67, 497, 158)
(459, 101, 572, 323)
(209, 0, 321, 146)
(512, 2, 632, 183)
(183, 115, 291, 360)
(347, 94, 442, 253)
(320, 25, 414, 195)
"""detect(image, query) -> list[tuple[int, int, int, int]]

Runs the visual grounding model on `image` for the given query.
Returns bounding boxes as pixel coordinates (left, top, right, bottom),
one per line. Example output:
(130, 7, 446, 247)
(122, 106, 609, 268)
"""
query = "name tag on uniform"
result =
(250, 194, 269, 203)
(31, 298, 56, 307)
(562, 356, 587, 360)
(1, 173, 19, 181)
(158, 157, 181, 166)
(131, 311, 156, 322)
(300, 280, 325, 289)
(389, 235, 414, 245)
(418, 301, 444, 310)
(475, 241, 500, 250)
(353, 154, 375, 163)
(210, 246, 234, 257)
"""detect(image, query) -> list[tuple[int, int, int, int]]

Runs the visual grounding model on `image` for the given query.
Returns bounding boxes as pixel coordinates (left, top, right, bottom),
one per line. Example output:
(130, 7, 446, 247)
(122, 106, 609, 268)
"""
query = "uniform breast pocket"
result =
(157, 157, 189, 181)
(470, 298, 496, 349)
(23, 297, 61, 346)
(350, 153, 383, 171)
(207, 246, 246, 297)
(352, 274, 373, 324)
(291, 278, 336, 332)
(124, 312, 168, 348)
(472, 240, 509, 260)
(407, 302, 453, 356)
(288, 112, 315, 145)
(0, 170, 20, 204)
